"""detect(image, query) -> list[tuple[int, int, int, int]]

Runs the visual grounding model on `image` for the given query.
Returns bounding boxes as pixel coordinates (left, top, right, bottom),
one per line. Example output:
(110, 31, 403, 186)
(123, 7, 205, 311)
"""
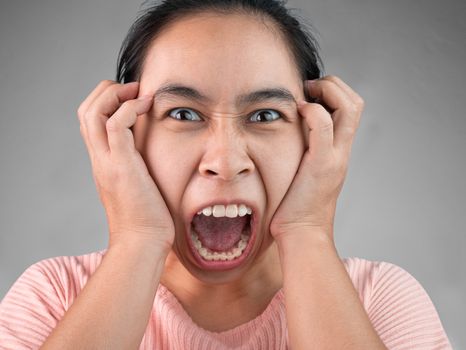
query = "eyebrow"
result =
(153, 83, 297, 107)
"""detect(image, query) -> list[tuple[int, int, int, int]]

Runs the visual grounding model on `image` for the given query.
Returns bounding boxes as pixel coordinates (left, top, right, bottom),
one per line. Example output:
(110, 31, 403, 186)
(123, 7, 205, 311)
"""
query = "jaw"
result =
(163, 216, 283, 295)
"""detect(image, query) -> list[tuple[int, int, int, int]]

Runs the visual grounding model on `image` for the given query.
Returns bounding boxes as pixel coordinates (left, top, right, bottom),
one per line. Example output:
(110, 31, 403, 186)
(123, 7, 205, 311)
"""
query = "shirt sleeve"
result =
(0, 259, 71, 350)
(367, 260, 453, 350)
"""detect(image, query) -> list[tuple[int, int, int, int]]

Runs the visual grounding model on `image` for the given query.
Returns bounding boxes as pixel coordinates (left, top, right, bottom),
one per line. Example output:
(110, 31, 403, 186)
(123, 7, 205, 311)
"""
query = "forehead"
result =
(140, 12, 302, 103)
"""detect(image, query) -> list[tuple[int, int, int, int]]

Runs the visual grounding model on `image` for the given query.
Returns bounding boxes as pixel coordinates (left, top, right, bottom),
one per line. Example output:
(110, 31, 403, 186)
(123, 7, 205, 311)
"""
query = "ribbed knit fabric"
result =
(0, 250, 452, 349)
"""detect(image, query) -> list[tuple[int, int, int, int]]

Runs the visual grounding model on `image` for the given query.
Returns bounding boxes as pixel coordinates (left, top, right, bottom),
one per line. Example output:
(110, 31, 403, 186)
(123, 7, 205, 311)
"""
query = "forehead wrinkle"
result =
(153, 82, 298, 108)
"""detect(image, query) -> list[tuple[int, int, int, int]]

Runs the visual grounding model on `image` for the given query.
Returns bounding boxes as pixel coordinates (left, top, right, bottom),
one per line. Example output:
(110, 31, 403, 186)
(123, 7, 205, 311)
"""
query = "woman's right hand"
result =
(77, 80, 175, 252)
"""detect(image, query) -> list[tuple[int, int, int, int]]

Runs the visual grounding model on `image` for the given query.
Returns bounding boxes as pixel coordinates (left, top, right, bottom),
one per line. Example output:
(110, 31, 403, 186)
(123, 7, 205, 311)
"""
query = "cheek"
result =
(133, 116, 307, 219)
(133, 117, 193, 216)
(265, 145, 304, 192)
(253, 129, 306, 214)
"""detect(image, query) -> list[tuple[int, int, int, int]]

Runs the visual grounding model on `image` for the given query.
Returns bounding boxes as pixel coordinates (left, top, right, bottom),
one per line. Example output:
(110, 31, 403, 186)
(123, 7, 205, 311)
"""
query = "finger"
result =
(106, 95, 154, 157)
(322, 75, 365, 108)
(305, 79, 360, 153)
(77, 80, 115, 156)
(84, 82, 141, 155)
(77, 80, 119, 121)
(78, 80, 133, 154)
(297, 101, 334, 162)
(305, 78, 353, 114)
(324, 76, 365, 142)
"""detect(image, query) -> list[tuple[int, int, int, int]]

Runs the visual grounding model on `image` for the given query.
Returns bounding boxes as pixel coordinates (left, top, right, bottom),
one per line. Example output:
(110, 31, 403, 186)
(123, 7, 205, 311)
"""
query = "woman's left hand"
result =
(270, 75, 364, 242)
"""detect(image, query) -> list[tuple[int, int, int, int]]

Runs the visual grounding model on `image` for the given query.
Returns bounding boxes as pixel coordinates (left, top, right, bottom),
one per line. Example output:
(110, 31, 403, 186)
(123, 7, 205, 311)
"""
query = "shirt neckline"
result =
(156, 282, 285, 337)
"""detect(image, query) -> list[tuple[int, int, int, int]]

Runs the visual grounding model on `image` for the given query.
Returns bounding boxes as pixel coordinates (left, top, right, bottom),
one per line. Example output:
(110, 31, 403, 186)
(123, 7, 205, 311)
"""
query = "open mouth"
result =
(187, 208, 256, 269)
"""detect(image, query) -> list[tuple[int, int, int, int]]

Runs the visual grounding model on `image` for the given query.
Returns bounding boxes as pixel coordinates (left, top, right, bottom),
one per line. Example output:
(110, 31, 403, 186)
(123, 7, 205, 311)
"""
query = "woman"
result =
(0, 0, 452, 349)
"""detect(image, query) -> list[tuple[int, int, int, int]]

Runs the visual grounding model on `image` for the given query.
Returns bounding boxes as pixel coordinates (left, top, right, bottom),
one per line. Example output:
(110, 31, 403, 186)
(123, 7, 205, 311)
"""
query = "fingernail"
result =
(297, 100, 307, 107)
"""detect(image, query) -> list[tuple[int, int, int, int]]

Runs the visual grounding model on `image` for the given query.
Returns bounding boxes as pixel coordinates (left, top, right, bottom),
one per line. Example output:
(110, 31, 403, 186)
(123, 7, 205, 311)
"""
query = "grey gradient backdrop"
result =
(0, 0, 464, 348)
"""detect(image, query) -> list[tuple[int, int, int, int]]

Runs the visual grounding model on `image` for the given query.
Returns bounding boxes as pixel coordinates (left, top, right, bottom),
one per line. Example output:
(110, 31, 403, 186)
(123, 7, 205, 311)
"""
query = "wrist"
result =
(274, 223, 333, 243)
(275, 226, 335, 255)
(108, 232, 173, 258)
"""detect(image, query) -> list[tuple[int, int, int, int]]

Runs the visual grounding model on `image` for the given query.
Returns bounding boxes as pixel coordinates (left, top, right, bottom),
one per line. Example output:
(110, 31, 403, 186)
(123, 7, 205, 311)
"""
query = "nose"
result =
(198, 119, 255, 182)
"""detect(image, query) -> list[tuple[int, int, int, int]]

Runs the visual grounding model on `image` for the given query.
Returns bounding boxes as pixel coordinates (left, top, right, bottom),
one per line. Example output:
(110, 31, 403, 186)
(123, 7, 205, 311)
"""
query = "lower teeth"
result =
(191, 228, 250, 261)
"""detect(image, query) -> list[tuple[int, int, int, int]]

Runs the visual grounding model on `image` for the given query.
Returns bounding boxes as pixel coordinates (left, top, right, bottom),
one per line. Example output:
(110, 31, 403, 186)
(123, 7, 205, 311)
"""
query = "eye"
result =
(167, 108, 202, 121)
(249, 110, 282, 123)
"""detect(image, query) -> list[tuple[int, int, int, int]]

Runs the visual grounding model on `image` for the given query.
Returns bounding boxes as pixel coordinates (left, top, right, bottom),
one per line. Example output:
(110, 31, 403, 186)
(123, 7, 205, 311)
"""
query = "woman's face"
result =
(133, 12, 308, 283)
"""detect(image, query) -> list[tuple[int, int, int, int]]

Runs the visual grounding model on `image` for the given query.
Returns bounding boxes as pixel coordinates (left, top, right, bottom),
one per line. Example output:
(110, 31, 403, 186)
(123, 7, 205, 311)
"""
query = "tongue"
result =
(192, 215, 249, 251)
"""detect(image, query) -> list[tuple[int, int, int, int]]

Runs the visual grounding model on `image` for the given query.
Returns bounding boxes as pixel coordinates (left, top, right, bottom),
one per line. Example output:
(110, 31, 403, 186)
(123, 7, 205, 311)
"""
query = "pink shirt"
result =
(0, 250, 452, 349)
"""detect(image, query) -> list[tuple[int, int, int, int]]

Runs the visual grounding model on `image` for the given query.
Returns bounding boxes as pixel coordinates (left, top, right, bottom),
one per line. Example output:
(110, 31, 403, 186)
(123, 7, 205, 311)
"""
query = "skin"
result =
(132, 12, 309, 330)
(56, 9, 387, 349)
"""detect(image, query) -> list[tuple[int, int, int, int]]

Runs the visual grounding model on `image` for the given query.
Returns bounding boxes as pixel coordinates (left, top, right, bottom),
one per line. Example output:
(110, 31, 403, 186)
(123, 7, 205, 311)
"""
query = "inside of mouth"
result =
(191, 214, 251, 252)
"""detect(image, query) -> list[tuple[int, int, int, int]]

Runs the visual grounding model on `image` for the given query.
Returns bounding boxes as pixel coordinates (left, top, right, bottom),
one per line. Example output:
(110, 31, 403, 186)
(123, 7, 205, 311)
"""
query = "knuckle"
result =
(85, 103, 100, 120)
(79, 124, 87, 136)
(106, 117, 120, 132)
(102, 84, 126, 105)
(311, 108, 333, 130)
(352, 112, 361, 128)
(342, 124, 356, 136)
(117, 100, 138, 117)
(320, 81, 333, 97)
(96, 82, 120, 103)
(99, 79, 115, 89)
(310, 102, 328, 116)
(319, 78, 330, 88)
(356, 96, 365, 110)
(348, 103, 360, 115)
(303, 102, 326, 115)
(320, 119, 334, 131)
(108, 82, 124, 96)
(77, 103, 86, 120)
(121, 99, 136, 109)
(101, 92, 116, 108)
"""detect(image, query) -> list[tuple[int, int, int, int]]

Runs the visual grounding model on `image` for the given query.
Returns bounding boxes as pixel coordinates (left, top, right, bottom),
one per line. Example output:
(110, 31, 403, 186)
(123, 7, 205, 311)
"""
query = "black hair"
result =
(116, 0, 324, 89)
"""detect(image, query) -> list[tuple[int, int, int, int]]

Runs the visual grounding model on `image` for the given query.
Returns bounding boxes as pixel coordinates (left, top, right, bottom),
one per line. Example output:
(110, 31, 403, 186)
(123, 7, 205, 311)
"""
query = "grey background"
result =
(0, 0, 464, 347)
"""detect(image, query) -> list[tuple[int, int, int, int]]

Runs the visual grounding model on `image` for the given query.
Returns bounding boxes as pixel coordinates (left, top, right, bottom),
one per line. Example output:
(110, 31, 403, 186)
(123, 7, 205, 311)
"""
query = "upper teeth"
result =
(197, 204, 252, 218)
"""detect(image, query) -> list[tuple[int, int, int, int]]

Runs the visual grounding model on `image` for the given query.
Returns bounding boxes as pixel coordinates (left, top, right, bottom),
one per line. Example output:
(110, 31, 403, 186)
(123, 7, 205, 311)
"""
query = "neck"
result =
(159, 241, 283, 331)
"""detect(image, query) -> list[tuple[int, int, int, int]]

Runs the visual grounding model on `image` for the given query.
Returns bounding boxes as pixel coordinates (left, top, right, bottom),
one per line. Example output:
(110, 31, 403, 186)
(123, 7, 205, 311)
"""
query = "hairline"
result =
(137, 9, 300, 82)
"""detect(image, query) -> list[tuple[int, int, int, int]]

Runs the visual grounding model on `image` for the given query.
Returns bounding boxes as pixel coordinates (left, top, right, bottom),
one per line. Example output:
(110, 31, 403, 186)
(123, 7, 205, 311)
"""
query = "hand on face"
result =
(269, 75, 364, 242)
(77, 80, 175, 251)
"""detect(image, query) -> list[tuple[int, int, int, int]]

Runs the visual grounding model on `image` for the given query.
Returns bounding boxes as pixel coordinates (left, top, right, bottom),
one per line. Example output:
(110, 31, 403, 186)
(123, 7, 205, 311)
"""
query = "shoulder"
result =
(30, 249, 108, 293)
(340, 256, 405, 307)
(1, 249, 108, 310)
(341, 256, 453, 349)
(2, 249, 108, 303)
(0, 249, 107, 348)
(16, 249, 108, 304)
